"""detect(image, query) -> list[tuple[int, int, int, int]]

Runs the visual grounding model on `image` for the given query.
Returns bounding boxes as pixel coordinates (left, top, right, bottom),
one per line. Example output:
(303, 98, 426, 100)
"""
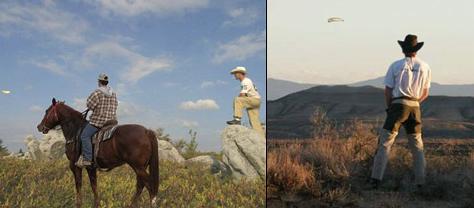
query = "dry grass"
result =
(0, 159, 265, 207)
(267, 109, 474, 207)
(267, 144, 318, 196)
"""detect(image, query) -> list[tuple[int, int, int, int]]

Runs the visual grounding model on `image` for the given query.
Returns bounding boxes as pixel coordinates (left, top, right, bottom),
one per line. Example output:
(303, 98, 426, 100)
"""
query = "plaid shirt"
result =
(87, 89, 118, 128)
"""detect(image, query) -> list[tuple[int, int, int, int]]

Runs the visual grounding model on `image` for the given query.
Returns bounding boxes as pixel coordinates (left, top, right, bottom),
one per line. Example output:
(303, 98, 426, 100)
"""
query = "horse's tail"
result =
(147, 129, 159, 197)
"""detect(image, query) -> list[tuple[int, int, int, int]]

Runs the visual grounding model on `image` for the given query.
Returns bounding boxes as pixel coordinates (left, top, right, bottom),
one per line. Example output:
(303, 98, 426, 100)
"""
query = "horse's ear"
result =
(52, 98, 57, 105)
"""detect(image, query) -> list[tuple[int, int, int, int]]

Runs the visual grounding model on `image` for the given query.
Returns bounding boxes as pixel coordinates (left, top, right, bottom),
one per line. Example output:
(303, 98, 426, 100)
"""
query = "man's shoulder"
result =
(390, 58, 406, 66)
(89, 90, 101, 97)
(242, 77, 253, 84)
(415, 57, 430, 68)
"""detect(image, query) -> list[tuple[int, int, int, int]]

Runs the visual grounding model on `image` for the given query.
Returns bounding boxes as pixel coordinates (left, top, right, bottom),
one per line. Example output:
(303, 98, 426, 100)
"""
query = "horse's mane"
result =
(57, 102, 86, 121)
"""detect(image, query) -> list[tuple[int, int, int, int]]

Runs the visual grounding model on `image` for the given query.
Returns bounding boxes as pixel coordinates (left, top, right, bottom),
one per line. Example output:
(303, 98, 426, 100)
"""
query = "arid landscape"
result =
(267, 113, 474, 208)
(267, 84, 474, 139)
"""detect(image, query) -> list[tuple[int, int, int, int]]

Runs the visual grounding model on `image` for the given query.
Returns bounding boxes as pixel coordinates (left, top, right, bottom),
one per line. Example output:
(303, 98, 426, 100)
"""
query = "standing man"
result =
(370, 34, 431, 188)
(226, 66, 264, 136)
(76, 73, 118, 168)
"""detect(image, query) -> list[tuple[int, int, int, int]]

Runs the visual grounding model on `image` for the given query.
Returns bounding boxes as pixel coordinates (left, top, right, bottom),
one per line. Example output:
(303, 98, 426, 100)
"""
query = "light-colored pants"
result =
(233, 97, 264, 136)
(371, 129, 426, 185)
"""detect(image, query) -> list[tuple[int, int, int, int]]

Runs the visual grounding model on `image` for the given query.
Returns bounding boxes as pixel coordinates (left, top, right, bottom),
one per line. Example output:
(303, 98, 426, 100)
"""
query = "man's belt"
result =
(391, 96, 419, 101)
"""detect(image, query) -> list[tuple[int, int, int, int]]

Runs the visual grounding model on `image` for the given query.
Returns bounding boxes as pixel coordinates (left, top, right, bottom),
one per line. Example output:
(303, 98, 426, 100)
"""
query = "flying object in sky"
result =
(328, 17, 344, 23)
(1, 90, 11, 94)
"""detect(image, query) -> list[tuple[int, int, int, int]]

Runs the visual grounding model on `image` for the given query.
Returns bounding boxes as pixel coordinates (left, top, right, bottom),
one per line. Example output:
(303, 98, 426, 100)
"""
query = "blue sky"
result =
(269, 0, 474, 85)
(0, 0, 266, 152)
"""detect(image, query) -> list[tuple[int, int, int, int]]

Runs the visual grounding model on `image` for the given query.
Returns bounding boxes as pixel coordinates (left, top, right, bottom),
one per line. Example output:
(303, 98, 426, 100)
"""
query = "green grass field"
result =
(0, 158, 265, 207)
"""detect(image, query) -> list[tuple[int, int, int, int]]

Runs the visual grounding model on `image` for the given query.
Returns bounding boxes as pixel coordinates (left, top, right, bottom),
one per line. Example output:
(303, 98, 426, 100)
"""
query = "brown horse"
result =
(36, 98, 159, 208)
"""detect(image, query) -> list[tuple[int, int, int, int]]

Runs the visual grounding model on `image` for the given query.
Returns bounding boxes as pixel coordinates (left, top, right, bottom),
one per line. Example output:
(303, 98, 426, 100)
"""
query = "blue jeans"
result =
(80, 123, 98, 161)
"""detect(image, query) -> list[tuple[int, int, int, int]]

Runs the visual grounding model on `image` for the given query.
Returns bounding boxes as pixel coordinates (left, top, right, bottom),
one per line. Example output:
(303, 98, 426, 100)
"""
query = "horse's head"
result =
(37, 98, 63, 134)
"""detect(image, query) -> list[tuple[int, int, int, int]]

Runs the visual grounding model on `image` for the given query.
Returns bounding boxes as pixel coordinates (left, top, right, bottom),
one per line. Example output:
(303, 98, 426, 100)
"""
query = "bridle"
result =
(41, 104, 89, 145)
(40, 104, 60, 132)
(40, 104, 89, 133)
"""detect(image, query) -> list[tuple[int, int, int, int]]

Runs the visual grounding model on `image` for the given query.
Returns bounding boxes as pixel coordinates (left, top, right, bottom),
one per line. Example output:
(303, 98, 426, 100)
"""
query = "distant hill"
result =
(267, 78, 316, 100)
(268, 78, 474, 100)
(267, 85, 474, 139)
(351, 76, 474, 97)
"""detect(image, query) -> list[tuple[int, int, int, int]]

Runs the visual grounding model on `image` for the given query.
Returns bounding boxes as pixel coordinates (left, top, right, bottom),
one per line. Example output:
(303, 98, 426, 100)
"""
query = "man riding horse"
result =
(76, 73, 118, 168)
(36, 76, 158, 207)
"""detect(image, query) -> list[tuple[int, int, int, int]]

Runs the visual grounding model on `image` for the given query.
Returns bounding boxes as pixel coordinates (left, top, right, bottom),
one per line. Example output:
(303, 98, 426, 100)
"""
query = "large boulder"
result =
(185, 155, 228, 174)
(158, 140, 185, 164)
(221, 125, 266, 180)
(25, 135, 42, 160)
(38, 130, 65, 160)
(23, 129, 66, 160)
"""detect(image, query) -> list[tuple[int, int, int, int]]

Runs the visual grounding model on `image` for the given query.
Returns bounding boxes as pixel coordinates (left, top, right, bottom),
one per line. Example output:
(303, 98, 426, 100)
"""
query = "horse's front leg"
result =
(86, 167, 100, 208)
(69, 162, 83, 208)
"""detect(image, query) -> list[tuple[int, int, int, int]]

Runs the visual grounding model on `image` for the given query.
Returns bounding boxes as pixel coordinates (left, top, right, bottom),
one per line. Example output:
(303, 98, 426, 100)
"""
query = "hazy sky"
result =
(0, 0, 266, 152)
(269, 0, 474, 85)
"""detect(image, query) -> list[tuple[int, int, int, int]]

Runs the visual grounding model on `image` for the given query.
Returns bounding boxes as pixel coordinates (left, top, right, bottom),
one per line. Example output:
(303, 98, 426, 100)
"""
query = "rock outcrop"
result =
(158, 140, 185, 164)
(185, 155, 228, 174)
(23, 129, 66, 160)
(221, 125, 266, 180)
(10, 130, 187, 164)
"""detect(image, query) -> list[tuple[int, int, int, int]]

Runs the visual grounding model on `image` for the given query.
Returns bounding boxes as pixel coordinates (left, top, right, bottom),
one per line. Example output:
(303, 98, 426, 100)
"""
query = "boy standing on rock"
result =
(370, 34, 432, 189)
(226, 66, 264, 136)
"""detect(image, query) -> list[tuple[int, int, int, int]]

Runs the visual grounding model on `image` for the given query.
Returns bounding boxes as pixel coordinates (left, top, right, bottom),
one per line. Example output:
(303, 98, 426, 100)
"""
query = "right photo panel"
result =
(267, 0, 474, 207)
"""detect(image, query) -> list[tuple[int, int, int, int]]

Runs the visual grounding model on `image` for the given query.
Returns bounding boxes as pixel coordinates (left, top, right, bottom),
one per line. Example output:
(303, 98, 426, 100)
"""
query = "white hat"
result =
(230, 66, 247, 74)
(98, 73, 108, 81)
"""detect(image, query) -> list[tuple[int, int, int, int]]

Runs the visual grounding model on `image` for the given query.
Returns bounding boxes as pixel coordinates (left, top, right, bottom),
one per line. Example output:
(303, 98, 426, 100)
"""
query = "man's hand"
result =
(384, 86, 393, 108)
(419, 88, 429, 103)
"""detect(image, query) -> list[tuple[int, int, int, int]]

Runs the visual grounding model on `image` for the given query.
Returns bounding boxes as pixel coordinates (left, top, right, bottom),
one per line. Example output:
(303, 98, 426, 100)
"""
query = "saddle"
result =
(91, 119, 119, 168)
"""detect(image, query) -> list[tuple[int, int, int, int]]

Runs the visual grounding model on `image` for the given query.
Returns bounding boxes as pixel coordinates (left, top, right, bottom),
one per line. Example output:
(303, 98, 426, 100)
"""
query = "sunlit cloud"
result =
(223, 7, 259, 27)
(200, 80, 227, 88)
(82, 41, 172, 83)
(0, 1, 89, 44)
(213, 30, 265, 63)
(85, 0, 209, 17)
(179, 99, 219, 110)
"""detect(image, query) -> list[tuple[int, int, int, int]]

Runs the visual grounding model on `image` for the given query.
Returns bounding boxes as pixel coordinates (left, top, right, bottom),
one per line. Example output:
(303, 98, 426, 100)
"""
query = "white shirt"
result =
(240, 77, 261, 99)
(384, 57, 431, 99)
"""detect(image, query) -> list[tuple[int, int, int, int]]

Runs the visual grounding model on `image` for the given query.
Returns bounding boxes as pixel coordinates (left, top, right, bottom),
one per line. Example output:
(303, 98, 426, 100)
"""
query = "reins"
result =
(42, 104, 90, 145)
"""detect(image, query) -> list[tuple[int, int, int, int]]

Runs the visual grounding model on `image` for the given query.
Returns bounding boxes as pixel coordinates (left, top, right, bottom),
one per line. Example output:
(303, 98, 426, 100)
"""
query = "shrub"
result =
(267, 145, 319, 196)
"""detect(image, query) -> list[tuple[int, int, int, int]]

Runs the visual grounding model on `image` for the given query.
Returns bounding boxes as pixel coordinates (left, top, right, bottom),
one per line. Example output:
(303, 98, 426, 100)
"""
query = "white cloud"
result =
(163, 82, 179, 88)
(121, 58, 171, 83)
(29, 105, 43, 112)
(179, 99, 219, 110)
(82, 41, 172, 83)
(86, 0, 209, 17)
(213, 30, 266, 63)
(179, 119, 199, 128)
(223, 7, 259, 27)
(31, 60, 67, 76)
(72, 97, 143, 118)
(72, 98, 87, 110)
(0, 1, 89, 44)
(200, 80, 227, 88)
(117, 100, 142, 117)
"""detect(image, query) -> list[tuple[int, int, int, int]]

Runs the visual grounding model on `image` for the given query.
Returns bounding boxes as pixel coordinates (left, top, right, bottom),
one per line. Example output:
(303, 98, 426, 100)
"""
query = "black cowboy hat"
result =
(398, 34, 424, 53)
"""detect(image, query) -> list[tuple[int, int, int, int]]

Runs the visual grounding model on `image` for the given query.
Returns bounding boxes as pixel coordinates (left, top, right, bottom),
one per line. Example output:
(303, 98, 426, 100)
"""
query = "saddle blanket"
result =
(92, 125, 118, 144)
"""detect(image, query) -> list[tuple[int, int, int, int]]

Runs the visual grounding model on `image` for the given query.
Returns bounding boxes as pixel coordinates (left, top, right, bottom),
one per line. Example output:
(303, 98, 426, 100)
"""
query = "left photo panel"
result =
(0, 0, 266, 207)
